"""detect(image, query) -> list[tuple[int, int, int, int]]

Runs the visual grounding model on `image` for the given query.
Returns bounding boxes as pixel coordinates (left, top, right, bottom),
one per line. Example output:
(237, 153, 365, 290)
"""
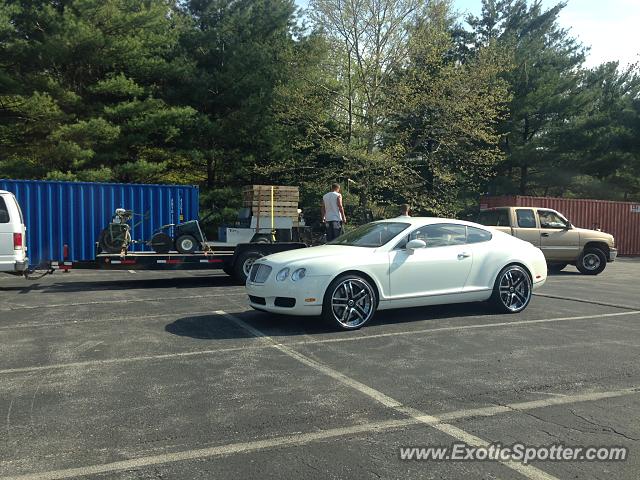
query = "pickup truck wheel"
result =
(547, 263, 568, 273)
(490, 265, 532, 314)
(233, 251, 263, 283)
(577, 248, 607, 275)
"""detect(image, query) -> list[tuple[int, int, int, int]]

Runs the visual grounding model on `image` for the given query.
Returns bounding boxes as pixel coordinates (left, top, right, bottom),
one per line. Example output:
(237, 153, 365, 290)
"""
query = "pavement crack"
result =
(5, 396, 14, 439)
(539, 429, 563, 441)
(513, 409, 590, 438)
(511, 407, 640, 442)
(567, 408, 639, 441)
(299, 456, 322, 474)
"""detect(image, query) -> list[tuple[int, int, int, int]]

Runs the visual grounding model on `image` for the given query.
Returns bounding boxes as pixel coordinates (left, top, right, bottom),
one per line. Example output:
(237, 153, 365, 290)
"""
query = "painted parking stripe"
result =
(534, 292, 640, 311)
(0, 292, 246, 312)
(0, 344, 255, 375)
(1, 386, 636, 480)
(218, 311, 559, 480)
(0, 310, 219, 331)
(313, 310, 640, 345)
(2, 310, 639, 375)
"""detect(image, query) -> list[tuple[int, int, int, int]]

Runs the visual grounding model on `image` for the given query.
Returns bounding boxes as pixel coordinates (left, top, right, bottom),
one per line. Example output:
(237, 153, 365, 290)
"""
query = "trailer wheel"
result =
(234, 251, 263, 284)
(149, 233, 173, 254)
(176, 235, 198, 254)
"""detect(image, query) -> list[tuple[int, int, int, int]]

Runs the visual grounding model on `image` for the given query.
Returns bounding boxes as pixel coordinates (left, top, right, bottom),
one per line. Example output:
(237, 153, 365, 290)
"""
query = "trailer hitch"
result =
(24, 264, 55, 280)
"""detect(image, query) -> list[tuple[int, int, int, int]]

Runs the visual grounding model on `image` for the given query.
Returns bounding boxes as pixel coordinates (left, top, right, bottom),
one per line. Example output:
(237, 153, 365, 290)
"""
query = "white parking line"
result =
(0, 345, 253, 375)
(0, 310, 219, 331)
(2, 385, 636, 480)
(534, 293, 639, 311)
(0, 292, 246, 312)
(2, 310, 639, 376)
(218, 311, 558, 480)
(319, 310, 640, 345)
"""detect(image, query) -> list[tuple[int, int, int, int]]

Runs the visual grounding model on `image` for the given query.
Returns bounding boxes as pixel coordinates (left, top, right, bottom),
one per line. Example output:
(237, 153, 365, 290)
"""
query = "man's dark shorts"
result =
(326, 221, 343, 242)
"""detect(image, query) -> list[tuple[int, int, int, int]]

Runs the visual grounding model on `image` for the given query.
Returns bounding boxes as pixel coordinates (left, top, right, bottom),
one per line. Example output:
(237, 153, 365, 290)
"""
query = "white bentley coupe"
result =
(246, 218, 547, 330)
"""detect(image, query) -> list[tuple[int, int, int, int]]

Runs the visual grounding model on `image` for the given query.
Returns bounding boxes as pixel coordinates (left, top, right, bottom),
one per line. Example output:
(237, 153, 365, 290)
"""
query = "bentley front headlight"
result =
(291, 268, 306, 281)
(276, 268, 290, 281)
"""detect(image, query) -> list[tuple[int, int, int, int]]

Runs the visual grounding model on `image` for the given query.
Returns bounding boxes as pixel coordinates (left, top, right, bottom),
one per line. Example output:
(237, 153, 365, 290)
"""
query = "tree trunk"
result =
(519, 164, 528, 195)
(520, 115, 530, 195)
(207, 156, 215, 188)
(366, 111, 375, 154)
(346, 42, 353, 144)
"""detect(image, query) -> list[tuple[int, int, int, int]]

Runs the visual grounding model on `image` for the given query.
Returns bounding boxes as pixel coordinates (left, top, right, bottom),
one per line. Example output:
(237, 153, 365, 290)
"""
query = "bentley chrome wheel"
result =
(329, 277, 375, 329)
(497, 266, 532, 313)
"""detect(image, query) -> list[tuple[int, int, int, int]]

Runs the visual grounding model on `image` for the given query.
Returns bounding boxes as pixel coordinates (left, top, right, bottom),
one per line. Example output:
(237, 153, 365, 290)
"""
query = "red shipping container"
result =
(480, 195, 640, 256)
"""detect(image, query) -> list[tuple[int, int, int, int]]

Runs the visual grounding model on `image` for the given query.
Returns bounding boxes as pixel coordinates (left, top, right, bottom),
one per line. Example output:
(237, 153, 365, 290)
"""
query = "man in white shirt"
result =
(321, 183, 347, 242)
(399, 204, 411, 217)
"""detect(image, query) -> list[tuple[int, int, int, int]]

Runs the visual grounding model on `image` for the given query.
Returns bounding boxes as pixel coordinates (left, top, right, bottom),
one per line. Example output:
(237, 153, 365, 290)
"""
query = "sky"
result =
(296, 0, 640, 68)
(454, 0, 639, 67)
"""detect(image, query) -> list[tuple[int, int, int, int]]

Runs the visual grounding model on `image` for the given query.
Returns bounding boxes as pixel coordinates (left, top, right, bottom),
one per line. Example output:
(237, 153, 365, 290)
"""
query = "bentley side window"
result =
(408, 224, 467, 248)
(466, 226, 492, 243)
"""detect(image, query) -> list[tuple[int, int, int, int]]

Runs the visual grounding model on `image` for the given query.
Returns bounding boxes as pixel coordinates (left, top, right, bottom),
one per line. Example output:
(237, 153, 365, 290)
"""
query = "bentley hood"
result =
(259, 244, 376, 267)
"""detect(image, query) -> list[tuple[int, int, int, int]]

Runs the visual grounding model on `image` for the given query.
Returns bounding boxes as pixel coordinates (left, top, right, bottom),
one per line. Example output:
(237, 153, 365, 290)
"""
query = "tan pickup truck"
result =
(477, 207, 617, 275)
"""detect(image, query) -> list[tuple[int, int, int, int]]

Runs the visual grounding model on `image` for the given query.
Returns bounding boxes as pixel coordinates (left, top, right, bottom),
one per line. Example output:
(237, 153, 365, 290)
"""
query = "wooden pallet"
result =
(244, 201, 299, 207)
(243, 193, 299, 202)
(242, 185, 299, 192)
(242, 185, 300, 219)
(251, 208, 299, 216)
(242, 185, 299, 200)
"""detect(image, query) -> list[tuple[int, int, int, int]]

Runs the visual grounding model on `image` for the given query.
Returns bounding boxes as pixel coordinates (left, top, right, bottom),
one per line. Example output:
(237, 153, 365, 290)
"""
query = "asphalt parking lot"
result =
(0, 260, 639, 479)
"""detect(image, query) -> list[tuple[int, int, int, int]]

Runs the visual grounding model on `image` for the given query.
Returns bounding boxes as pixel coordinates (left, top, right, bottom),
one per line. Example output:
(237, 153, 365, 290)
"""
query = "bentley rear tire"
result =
(490, 265, 532, 314)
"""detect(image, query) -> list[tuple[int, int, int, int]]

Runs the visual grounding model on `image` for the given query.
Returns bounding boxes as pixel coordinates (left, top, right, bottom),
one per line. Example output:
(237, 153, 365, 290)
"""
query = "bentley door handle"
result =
(541, 233, 550, 237)
(458, 252, 471, 259)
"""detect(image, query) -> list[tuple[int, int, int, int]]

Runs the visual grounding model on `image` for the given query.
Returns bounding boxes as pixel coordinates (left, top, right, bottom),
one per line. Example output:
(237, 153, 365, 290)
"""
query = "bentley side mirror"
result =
(406, 239, 427, 251)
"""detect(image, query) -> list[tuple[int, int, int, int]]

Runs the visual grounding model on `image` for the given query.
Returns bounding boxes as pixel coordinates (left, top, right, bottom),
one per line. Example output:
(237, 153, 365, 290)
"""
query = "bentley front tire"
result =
(491, 265, 532, 314)
(322, 274, 377, 330)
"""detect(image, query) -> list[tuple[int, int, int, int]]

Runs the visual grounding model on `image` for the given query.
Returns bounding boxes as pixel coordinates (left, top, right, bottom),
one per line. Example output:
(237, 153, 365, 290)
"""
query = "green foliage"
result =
(0, 0, 638, 223)
(385, 2, 511, 215)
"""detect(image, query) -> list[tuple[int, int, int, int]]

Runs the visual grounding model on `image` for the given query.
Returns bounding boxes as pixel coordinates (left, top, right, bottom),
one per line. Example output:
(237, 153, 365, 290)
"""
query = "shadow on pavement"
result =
(165, 314, 257, 340)
(549, 270, 581, 276)
(165, 302, 497, 340)
(0, 274, 238, 294)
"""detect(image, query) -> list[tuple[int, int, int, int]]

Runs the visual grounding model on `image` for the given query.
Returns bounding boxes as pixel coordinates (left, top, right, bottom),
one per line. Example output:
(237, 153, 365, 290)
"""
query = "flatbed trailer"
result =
(44, 242, 307, 283)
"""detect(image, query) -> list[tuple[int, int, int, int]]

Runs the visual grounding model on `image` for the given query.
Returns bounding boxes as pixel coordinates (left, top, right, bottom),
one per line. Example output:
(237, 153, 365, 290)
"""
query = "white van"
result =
(0, 190, 28, 274)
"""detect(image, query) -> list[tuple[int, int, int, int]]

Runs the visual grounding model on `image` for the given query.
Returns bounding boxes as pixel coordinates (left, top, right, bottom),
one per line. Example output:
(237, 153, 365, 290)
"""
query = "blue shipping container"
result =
(0, 179, 199, 265)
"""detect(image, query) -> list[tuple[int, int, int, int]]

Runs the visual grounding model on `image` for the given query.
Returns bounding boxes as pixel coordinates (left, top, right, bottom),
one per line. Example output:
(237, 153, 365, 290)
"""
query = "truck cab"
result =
(478, 206, 617, 275)
(0, 190, 28, 274)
